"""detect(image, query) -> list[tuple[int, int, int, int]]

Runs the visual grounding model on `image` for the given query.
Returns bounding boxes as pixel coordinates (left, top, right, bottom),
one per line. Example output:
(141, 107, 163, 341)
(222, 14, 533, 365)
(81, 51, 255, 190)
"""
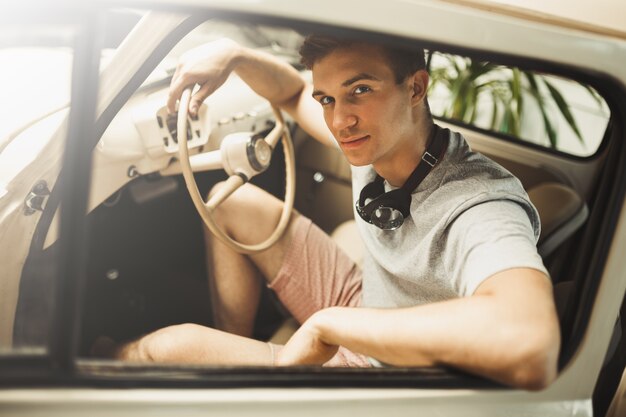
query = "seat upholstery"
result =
(527, 182, 588, 258)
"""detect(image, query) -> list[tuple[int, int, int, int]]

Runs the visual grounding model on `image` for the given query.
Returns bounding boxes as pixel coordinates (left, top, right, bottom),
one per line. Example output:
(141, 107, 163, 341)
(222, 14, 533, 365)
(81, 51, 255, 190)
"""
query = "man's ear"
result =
(410, 70, 429, 107)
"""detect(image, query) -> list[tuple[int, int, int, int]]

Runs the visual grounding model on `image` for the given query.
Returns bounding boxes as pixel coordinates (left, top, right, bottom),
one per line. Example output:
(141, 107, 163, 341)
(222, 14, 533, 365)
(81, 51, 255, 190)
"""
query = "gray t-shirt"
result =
(351, 127, 548, 309)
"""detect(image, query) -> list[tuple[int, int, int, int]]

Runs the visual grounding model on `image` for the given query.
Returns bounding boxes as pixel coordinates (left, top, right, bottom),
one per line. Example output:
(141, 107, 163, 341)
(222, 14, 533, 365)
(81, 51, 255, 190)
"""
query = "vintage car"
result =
(0, 0, 625, 415)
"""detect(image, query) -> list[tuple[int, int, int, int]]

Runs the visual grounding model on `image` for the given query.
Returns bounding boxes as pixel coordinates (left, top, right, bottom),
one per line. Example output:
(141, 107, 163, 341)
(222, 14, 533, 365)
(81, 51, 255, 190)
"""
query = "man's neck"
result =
(374, 122, 434, 188)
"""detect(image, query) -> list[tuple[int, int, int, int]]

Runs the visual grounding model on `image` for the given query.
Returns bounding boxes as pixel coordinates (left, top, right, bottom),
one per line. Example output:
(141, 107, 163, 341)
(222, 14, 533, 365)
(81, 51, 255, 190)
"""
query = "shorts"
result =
(268, 216, 371, 367)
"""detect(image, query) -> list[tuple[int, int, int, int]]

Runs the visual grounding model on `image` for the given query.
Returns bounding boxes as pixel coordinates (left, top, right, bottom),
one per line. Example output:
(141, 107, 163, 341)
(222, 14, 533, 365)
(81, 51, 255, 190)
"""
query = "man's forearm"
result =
(169, 38, 331, 145)
(231, 44, 306, 108)
(230, 43, 332, 146)
(309, 271, 560, 390)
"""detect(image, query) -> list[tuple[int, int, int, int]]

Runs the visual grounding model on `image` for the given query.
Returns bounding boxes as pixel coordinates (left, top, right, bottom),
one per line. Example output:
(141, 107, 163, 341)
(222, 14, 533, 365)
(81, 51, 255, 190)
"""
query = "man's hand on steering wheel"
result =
(167, 38, 241, 116)
(169, 39, 296, 254)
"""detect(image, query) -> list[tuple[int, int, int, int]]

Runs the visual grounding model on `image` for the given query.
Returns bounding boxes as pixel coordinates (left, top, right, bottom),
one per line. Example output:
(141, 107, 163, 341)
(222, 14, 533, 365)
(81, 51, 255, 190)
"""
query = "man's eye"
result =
(320, 96, 334, 105)
(354, 86, 371, 95)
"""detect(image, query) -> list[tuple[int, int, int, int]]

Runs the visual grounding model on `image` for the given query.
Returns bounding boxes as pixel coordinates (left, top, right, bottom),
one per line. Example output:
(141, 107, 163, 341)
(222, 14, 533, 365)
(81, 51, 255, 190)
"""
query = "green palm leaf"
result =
(582, 84, 604, 107)
(524, 72, 557, 148)
(543, 79, 584, 144)
(430, 52, 591, 150)
(490, 90, 499, 130)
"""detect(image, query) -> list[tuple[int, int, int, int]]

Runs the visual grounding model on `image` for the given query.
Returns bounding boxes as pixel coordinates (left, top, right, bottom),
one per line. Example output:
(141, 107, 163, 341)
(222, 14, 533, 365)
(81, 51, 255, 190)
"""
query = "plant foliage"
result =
(428, 53, 596, 149)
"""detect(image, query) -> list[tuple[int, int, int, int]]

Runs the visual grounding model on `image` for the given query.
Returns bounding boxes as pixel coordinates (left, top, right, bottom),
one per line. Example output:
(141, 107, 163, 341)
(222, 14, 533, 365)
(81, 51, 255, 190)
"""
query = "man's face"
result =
(311, 44, 420, 168)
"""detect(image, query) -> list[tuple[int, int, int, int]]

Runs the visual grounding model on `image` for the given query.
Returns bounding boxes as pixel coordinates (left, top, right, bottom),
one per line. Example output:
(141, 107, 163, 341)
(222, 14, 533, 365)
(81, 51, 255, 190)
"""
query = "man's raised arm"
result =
(167, 38, 333, 146)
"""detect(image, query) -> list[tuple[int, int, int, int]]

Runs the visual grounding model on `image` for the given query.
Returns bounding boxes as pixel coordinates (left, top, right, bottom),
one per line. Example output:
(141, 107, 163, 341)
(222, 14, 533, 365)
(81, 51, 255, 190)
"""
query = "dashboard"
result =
(89, 74, 279, 213)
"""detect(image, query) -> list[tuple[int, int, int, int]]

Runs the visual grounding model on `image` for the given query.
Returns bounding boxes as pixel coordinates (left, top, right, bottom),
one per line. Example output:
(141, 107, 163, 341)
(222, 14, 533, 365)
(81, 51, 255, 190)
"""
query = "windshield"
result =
(0, 15, 302, 151)
(0, 45, 72, 146)
(141, 20, 303, 88)
(0, 10, 140, 149)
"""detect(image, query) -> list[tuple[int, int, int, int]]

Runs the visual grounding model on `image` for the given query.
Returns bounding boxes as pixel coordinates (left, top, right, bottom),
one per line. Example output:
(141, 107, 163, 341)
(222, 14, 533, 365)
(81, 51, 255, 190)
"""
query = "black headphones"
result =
(356, 125, 448, 230)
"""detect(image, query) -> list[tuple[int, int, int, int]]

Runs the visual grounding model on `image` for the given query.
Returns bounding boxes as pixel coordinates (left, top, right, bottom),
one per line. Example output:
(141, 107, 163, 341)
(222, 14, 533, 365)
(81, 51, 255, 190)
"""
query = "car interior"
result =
(9, 15, 620, 391)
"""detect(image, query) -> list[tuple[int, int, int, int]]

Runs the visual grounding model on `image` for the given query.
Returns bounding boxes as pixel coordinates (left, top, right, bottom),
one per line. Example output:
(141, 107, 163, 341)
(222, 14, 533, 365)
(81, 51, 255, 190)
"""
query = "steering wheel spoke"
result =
(188, 149, 223, 172)
(205, 174, 245, 211)
(264, 107, 286, 148)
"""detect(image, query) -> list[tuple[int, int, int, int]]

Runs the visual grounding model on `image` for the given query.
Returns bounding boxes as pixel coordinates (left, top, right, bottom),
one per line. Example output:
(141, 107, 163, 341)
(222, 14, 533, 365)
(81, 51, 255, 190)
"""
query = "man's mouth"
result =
(340, 135, 369, 149)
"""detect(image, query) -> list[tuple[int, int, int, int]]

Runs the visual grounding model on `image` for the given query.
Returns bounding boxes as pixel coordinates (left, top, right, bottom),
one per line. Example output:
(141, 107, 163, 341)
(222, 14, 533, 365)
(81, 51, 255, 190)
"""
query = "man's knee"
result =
(206, 181, 246, 236)
(208, 181, 254, 218)
(206, 182, 283, 239)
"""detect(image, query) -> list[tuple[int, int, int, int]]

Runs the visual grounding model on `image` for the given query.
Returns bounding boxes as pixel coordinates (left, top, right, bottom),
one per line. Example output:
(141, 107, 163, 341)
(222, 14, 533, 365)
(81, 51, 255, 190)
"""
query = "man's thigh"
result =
(210, 182, 296, 281)
(210, 182, 362, 322)
(268, 215, 362, 325)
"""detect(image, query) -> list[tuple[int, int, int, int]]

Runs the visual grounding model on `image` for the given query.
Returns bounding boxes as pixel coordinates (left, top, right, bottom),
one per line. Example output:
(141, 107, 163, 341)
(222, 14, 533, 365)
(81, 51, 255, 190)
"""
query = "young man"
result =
(107, 36, 560, 390)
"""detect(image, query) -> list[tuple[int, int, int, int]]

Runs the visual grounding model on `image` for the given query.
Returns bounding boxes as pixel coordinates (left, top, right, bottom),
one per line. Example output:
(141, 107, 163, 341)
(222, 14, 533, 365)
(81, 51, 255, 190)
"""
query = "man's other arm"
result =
(277, 268, 561, 391)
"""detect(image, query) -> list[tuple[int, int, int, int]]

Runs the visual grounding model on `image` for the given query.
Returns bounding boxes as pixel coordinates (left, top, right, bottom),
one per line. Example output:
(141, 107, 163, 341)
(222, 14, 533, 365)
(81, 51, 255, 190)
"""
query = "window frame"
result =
(0, 7, 95, 371)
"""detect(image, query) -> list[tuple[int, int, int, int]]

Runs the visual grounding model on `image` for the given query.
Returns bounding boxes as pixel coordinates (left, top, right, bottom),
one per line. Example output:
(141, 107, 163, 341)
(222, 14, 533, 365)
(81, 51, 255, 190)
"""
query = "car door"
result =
(1, 1, 625, 416)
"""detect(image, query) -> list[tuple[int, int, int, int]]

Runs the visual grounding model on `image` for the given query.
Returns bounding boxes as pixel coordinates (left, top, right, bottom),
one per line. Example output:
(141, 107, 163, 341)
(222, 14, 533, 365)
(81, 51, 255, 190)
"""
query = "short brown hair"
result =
(299, 35, 426, 84)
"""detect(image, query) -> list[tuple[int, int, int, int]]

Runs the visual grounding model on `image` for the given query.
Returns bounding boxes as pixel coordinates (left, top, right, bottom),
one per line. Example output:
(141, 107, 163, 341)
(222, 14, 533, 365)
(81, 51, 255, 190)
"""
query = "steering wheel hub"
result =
(248, 136, 272, 172)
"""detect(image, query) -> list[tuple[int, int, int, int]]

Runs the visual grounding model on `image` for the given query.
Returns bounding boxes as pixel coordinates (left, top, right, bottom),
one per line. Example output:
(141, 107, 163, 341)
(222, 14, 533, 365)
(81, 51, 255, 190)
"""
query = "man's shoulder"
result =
(415, 128, 538, 230)
(436, 128, 523, 194)
(445, 128, 511, 172)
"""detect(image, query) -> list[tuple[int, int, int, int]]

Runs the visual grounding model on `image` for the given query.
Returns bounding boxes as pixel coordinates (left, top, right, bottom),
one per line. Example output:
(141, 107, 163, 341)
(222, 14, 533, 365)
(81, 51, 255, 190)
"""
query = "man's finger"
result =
(189, 82, 214, 116)
(168, 70, 198, 114)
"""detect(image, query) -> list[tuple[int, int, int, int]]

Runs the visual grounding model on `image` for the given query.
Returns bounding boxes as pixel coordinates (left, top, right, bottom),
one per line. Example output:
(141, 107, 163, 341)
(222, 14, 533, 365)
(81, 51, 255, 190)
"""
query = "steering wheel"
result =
(176, 87, 296, 254)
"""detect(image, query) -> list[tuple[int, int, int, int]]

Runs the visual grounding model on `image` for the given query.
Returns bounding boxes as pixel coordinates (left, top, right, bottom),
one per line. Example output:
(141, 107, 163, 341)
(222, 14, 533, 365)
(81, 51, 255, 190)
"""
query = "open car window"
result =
(72, 10, 615, 381)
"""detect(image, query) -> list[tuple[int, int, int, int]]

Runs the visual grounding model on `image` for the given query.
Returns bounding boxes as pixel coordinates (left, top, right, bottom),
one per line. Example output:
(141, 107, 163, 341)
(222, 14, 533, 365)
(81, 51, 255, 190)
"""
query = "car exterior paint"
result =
(0, 1, 624, 416)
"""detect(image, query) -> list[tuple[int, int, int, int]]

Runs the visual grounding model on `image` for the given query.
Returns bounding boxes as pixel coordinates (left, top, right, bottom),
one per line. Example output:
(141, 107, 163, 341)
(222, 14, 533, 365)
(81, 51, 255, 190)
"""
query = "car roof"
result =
(439, 0, 626, 41)
(59, 0, 612, 39)
(113, 0, 626, 41)
(38, 0, 625, 85)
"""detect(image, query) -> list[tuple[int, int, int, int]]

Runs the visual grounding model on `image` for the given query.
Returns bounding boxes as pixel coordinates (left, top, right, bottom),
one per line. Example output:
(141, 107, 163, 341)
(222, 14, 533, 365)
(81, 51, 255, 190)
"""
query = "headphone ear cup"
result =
(363, 189, 411, 218)
(363, 194, 392, 217)
(394, 190, 412, 218)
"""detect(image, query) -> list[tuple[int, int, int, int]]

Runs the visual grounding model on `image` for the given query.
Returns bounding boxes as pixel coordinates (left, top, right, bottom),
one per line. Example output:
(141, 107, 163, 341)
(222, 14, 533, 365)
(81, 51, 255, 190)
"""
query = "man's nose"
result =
(331, 103, 358, 131)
